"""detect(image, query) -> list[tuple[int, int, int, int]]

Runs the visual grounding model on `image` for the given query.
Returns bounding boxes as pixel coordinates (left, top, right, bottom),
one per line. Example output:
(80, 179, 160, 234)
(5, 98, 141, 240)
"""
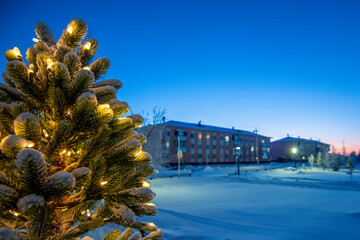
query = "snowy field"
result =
(89, 163, 360, 240)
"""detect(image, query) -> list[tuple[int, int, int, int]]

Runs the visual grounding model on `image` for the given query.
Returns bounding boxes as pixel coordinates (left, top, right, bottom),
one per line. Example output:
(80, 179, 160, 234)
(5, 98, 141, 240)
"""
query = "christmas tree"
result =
(0, 19, 162, 240)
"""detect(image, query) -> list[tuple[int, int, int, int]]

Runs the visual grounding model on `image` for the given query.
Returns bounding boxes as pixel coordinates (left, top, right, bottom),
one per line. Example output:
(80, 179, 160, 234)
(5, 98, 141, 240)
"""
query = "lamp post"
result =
(291, 147, 297, 168)
(233, 147, 241, 175)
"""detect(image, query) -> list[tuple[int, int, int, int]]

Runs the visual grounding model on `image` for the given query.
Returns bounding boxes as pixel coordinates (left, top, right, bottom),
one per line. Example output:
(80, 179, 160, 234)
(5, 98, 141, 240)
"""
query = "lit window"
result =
(206, 134, 210, 139)
(166, 142, 170, 148)
(198, 133, 202, 139)
(251, 146, 254, 151)
(225, 136, 229, 142)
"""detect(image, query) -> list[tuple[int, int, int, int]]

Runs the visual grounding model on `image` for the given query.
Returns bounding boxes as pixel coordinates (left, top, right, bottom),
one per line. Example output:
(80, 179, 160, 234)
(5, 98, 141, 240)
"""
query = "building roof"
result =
(161, 120, 269, 138)
(272, 137, 329, 145)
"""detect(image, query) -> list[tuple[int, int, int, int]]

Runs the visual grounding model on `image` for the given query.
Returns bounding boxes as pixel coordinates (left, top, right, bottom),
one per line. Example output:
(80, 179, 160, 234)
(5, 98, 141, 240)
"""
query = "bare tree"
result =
(137, 106, 168, 168)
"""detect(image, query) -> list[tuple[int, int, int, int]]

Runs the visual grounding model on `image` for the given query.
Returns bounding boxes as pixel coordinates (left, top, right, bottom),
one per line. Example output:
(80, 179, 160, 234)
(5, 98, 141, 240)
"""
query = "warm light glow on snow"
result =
(84, 42, 91, 50)
(142, 181, 150, 188)
(26, 143, 34, 148)
(13, 47, 21, 57)
(46, 58, 54, 69)
(67, 26, 73, 34)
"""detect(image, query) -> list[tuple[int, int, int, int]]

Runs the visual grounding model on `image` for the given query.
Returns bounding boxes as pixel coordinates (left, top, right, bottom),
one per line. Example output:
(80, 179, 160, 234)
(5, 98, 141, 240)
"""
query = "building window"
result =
(213, 145, 216, 150)
(166, 142, 170, 148)
(206, 134, 210, 139)
(166, 130, 170, 137)
(174, 129, 187, 152)
(220, 135, 223, 141)
(198, 154, 202, 159)
(213, 135, 216, 141)
(198, 144, 202, 149)
(212, 154, 216, 159)
(191, 154, 195, 162)
(225, 136, 229, 142)
(191, 133, 195, 138)
(198, 133, 202, 139)
(206, 145, 209, 150)
(191, 143, 195, 149)
(251, 146, 254, 152)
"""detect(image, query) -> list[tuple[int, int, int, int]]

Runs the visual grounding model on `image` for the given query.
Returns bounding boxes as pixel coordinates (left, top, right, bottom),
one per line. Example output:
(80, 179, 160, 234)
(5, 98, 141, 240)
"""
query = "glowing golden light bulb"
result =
(86, 209, 91, 217)
(9, 210, 20, 216)
(32, 38, 40, 43)
(28, 69, 34, 73)
(146, 203, 155, 206)
(26, 143, 34, 148)
(84, 42, 91, 50)
(60, 149, 67, 155)
(43, 129, 49, 137)
(100, 181, 108, 185)
(67, 26, 73, 34)
(13, 47, 21, 57)
(81, 210, 86, 214)
(98, 104, 111, 114)
(142, 181, 150, 188)
(135, 151, 142, 157)
(76, 150, 80, 154)
(67, 110, 70, 115)
(83, 67, 91, 71)
(46, 58, 54, 69)
(148, 223, 155, 227)
(67, 151, 71, 156)
(61, 208, 68, 212)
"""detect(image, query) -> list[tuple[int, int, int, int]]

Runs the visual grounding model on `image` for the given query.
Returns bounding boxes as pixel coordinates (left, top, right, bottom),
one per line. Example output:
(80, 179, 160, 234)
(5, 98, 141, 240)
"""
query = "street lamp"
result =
(233, 147, 241, 175)
(291, 147, 297, 168)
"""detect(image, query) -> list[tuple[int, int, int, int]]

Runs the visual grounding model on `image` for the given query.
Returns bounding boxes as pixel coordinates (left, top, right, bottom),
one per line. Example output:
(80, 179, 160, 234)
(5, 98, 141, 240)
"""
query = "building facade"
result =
(140, 121, 271, 166)
(270, 136, 330, 162)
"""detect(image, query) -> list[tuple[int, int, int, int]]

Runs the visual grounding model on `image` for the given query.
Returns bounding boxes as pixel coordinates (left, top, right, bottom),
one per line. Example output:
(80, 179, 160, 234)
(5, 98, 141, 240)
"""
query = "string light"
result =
(13, 47, 21, 57)
(28, 69, 34, 73)
(61, 208, 68, 212)
(97, 104, 111, 114)
(43, 129, 49, 137)
(100, 181, 108, 185)
(146, 203, 155, 206)
(67, 110, 70, 115)
(86, 209, 91, 217)
(81, 210, 86, 214)
(142, 181, 150, 188)
(76, 150, 80, 154)
(84, 42, 91, 50)
(135, 151, 142, 157)
(83, 67, 91, 71)
(26, 143, 34, 148)
(67, 26, 73, 34)
(148, 223, 155, 227)
(60, 149, 66, 155)
(32, 38, 40, 43)
(9, 210, 20, 216)
(67, 151, 71, 157)
(46, 58, 54, 69)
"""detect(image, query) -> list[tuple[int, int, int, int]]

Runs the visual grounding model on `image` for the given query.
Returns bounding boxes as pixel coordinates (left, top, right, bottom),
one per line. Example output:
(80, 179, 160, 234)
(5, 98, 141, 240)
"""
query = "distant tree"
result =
(138, 106, 168, 168)
(308, 154, 315, 169)
(316, 152, 324, 169)
(326, 154, 342, 171)
(346, 156, 354, 176)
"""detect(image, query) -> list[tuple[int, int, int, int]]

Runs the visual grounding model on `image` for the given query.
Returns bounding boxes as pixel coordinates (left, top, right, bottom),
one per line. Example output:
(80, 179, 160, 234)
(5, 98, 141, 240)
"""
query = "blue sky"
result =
(1, 0, 359, 153)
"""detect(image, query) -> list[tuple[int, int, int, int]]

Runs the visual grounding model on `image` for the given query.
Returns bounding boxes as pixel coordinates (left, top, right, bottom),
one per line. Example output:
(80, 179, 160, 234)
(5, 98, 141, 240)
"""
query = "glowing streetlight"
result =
(291, 148, 297, 154)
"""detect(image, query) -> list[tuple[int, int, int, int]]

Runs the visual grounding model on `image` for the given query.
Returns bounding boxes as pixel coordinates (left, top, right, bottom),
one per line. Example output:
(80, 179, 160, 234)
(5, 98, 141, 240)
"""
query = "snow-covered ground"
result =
(89, 163, 360, 240)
